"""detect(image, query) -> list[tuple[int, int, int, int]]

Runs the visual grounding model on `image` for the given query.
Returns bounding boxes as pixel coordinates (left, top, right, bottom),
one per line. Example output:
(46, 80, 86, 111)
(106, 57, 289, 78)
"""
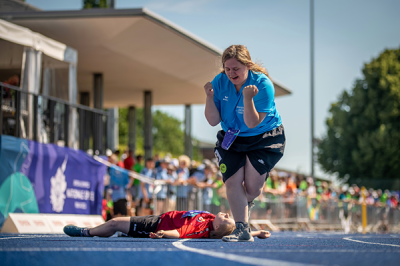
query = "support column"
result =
(93, 74, 103, 109)
(107, 108, 119, 152)
(80, 92, 90, 106)
(184, 104, 193, 159)
(128, 106, 136, 153)
(93, 73, 103, 154)
(79, 92, 90, 151)
(144, 91, 153, 160)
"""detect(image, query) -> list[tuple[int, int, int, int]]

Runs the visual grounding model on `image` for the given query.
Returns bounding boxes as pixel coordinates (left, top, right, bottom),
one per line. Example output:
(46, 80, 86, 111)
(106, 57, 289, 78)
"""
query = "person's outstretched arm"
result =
(149, 230, 180, 239)
(251, 230, 271, 239)
(204, 82, 221, 126)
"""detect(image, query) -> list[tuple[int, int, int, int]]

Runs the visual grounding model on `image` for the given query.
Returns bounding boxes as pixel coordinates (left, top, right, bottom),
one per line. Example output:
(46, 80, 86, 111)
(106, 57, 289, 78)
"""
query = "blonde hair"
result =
(209, 222, 236, 239)
(220, 45, 271, 80)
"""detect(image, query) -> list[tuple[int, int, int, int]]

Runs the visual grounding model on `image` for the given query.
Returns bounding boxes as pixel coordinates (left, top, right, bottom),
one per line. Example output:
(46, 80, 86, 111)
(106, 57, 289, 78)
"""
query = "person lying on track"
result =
(63, 210, 271, 240)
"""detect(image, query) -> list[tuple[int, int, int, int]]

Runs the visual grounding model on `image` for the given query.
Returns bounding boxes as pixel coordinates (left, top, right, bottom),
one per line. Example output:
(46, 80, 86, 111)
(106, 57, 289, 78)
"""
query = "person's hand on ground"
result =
(257, 230, 271, 239)
(149, 230, 164, 239)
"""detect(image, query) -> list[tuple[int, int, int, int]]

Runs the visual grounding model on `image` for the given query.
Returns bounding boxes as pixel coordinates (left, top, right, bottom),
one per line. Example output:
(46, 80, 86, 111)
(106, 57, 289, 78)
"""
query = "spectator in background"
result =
(138, 158, 156, 216)
(298, 175, 308, 194)
(124, 150, 135, 171)
(276, 173, 287, 195)
(166, 162, 178, 211)
(2, 75, 19, 99)
(306, 177, 316, 198)
(154, 153, 161, 168)
(263, 170, 277, 195)
(126, 155, 144, 216)
(173, 155, 191, 211)
(185, 159, 209, 211)
(123, 150, 135, 216)
(121, 149, 128, 161)
(155, 158, 173, 214)
(286, 174, 298, 195)
(390, 194, 398, 208)
(366, 189, 375, 205)
(134, 155, 144, 173)
(382, 190, 390, 206)
(210, 172, 226, 214)
(320, 182, 331, 201)
(108, 162, 130, 218)
(191, 163, 215, 213)
(188, 162, 212, 184)
(113, 150, 125, 168)
(103, 189, 114, 221)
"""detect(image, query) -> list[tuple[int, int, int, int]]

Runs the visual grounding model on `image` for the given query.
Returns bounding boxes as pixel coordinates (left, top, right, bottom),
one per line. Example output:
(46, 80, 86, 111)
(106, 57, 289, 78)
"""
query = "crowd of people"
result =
(103, 150, 226, 221)
(101, 149, 400, 222)
(264, 170, 399, 209)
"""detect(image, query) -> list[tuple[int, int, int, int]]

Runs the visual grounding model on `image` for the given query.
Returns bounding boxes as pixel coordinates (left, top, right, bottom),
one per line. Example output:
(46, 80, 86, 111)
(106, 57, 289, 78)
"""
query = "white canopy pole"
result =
(20, 47, 42, 139)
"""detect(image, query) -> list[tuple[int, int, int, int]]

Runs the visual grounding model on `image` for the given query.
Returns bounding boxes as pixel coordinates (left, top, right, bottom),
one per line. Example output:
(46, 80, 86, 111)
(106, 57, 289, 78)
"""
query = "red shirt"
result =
(124, 156, 134, 170)
(117, 161, 124, 168)
(156, 211, 215, 238)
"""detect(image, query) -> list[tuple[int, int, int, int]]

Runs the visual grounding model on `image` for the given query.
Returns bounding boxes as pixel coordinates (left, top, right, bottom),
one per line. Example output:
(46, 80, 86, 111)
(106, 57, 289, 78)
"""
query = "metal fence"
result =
(142, 185, 400, 233)
(0, 82, 108, 154)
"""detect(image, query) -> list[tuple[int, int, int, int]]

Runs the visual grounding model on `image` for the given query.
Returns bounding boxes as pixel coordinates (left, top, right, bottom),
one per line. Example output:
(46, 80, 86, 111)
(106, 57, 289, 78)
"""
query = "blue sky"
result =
(26, 0, 400, 179)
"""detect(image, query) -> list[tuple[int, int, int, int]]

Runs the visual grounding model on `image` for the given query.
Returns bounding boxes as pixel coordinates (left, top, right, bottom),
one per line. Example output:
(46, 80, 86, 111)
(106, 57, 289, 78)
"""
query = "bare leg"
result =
(244, 156, 267, 203)
(225, 166, 248, 223)
(89, 217, 131, 237)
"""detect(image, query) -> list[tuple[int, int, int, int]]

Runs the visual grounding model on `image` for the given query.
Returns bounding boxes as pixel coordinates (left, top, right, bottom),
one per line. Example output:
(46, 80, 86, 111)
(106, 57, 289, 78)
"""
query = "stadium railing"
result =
(0, 82, 108, 154)
(143, 184, 400, 233)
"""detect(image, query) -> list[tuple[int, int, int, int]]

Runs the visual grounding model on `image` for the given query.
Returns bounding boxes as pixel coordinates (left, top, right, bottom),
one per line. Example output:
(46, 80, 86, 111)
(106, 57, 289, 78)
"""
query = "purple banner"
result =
(0, 135, 107, 226)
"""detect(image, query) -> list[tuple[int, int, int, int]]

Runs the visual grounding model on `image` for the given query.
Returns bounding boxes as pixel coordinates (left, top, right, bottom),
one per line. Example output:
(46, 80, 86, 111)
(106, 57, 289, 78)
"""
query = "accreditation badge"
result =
(221, 128, 240, 150)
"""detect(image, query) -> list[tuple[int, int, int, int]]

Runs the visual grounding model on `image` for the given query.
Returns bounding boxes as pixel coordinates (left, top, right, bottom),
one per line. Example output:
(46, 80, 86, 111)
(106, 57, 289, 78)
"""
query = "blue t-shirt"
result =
(191, 170, 207, 183)
(155, 167, 172, 199)
(138, 167, 156, 199)
(211, 70, 282, 136)
(108, 165, 129, 202)
(176, 167, 190, 198)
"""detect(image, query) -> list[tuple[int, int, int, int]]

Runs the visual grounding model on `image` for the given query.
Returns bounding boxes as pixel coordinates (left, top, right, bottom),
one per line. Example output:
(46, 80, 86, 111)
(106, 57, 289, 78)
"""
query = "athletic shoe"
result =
(63, 225, 91, 237)
(222, 223, 254, 242)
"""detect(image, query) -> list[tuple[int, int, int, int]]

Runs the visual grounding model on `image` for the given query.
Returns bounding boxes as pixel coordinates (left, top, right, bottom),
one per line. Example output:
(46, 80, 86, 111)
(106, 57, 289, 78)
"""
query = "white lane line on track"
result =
(343, 237, 400, 247)
(0, 235, 61, 240)
(0, 236, 39, 240)
(204, 249, 400, 253)
(172, 239, 318, 266)
(0, 248, 176, 252)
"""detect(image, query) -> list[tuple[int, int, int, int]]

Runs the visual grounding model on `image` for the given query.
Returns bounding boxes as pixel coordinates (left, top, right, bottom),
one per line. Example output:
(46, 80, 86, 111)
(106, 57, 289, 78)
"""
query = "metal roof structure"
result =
(1, 8, 291, 108)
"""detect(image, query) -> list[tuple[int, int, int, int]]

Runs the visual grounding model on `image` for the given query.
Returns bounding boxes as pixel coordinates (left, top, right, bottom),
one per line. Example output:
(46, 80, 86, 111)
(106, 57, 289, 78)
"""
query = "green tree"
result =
(118, 108, 202, 160)
(152, 110, 184, 155)
(317, 48, 400, 183)
(83, 0, 110, 9)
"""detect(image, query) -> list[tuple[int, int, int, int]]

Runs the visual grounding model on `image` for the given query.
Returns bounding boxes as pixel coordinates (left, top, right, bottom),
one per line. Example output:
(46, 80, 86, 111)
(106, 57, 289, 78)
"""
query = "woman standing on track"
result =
(204, 45, 285, 242)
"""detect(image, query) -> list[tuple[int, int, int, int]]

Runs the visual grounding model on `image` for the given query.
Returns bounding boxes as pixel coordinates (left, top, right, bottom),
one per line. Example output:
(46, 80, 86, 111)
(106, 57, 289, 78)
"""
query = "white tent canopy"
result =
(0, 18, 78, 146)
(0, 18, 77, 64)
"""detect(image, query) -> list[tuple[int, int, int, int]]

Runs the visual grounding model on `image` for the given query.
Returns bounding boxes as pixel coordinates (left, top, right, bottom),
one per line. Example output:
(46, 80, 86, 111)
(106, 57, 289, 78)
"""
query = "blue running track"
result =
(1, 232, 400, 266)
